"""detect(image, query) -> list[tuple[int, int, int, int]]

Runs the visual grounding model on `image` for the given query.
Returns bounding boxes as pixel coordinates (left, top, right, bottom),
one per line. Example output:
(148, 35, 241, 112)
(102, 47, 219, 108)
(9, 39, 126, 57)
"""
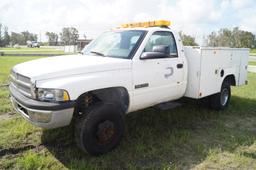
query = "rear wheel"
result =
(75, 103, 125, 155)
(210, 80, 231, 110)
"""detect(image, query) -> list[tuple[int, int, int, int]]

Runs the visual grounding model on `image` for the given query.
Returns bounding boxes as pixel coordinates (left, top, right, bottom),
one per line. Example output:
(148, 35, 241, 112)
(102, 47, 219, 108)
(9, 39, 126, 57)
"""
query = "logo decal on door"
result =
(165, 67, 173, 78)
(135, 83, 149, 89)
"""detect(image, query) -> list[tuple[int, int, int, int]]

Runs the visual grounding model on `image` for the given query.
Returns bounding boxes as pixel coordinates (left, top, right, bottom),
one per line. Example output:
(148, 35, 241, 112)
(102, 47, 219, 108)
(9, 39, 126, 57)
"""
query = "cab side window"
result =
(144, 31, 178, 57)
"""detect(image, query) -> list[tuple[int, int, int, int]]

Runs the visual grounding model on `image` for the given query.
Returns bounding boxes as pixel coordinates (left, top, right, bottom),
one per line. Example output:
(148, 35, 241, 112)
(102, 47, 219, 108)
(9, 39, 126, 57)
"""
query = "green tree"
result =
(10, 31, 37, 45)
(10, 32, 23, 45)
(3, 26, 10, 46)
(179, 31, 198, 46)
(0, 23, 2, 47)
(206, 27, 255, 48)
(21, 31, 37, 43)
(60, 27, 79, 45)
(45, 32, 58, 46)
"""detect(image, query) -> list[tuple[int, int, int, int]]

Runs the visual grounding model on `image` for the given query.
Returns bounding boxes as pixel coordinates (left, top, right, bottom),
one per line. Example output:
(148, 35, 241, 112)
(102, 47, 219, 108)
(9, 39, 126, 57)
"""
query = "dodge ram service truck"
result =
(9, 20, 249, 155)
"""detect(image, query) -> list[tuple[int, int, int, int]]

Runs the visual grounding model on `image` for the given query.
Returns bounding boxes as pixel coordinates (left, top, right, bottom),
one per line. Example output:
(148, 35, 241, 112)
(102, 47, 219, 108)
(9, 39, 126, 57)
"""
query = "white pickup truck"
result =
(9, 20, 249, 155)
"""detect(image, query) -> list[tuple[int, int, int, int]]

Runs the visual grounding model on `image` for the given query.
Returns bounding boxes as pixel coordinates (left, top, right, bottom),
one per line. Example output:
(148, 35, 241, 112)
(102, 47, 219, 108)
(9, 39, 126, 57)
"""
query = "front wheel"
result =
(75, 103, 125, 155)
(210, 81, 231, 110)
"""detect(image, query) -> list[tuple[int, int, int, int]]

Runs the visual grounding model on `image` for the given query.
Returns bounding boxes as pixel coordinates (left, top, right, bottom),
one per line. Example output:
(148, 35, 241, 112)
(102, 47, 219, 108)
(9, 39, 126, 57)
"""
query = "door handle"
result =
(177, 63, 183, 69)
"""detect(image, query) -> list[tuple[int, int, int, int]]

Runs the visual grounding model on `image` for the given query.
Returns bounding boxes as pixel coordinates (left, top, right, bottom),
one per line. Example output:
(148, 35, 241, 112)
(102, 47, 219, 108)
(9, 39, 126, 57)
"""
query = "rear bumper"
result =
(9, 85, 76, 129)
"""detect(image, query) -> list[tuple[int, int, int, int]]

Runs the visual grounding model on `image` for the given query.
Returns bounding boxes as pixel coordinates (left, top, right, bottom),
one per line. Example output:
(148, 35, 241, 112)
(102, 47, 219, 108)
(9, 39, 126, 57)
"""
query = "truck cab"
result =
(129, 27, 187, 111)
(9, 20, 248, 155)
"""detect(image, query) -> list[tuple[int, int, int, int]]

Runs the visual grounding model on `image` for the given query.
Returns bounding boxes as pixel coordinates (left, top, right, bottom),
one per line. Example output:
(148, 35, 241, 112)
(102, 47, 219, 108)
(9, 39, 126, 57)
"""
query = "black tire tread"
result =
(74, 103, 124, 155)
(210, 80, 231, 110)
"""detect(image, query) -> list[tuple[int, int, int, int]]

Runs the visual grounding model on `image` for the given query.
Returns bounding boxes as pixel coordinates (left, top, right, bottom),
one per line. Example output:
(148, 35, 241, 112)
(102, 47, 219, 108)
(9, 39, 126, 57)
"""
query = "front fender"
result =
(36, 69, 133, 100)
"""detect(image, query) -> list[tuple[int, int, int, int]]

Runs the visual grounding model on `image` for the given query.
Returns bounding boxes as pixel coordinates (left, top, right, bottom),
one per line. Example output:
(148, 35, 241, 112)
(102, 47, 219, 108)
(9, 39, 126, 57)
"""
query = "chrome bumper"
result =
(11, 96, 74, 129)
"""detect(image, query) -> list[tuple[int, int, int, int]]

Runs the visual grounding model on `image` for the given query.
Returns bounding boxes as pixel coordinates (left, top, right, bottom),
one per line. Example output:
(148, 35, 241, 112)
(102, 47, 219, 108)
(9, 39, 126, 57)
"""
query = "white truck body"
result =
(9, 26, 249, 129)
(184, 47, 249, 99)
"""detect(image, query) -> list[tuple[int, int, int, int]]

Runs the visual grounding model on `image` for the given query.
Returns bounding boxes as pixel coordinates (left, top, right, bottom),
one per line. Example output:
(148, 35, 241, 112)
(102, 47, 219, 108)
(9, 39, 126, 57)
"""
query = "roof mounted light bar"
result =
(120, 20, 171, 28)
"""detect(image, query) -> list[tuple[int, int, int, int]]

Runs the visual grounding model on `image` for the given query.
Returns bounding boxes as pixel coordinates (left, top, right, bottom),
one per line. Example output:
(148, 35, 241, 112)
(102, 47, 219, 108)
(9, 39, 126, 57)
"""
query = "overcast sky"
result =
(1, 0, 256, 44)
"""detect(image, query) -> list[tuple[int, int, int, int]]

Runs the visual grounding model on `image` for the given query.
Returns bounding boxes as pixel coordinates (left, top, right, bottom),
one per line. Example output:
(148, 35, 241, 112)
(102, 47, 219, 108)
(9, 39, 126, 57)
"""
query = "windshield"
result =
(82, 30, 146, 59)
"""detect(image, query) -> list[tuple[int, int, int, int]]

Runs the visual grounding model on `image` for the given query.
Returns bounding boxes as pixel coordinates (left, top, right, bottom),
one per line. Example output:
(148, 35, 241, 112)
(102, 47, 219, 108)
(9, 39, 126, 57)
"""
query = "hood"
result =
(13, 55, 132, 80)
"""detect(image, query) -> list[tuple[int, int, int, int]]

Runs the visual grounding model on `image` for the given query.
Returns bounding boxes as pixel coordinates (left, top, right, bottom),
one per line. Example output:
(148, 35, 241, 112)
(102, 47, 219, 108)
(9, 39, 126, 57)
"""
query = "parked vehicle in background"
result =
(27, 41, 40, 48)
(9, 20, 249, 155)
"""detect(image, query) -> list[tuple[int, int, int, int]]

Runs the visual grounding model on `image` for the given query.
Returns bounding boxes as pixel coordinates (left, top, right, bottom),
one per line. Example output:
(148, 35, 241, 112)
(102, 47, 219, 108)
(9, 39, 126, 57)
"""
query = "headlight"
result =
(36, 88, 70, 102)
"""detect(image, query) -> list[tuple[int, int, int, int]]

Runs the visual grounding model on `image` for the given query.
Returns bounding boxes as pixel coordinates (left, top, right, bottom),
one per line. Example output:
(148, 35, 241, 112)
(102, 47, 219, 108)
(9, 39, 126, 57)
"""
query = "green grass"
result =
(3, 51, 73, 55)
(250, 48, 256, 56)
(249, 61, 256, 66)
(250, 48, 256, 53)
(0, 47, 57, 51)
(0, 47, 76, 55)
(16, 151, 63, 170)
(0, 54, 256, 169)
(0, 118, 40, 149)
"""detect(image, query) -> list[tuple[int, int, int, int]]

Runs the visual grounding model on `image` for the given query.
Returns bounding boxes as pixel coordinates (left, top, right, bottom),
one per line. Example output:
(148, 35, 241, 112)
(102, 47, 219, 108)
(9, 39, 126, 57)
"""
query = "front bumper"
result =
(9, 84, 76, 129)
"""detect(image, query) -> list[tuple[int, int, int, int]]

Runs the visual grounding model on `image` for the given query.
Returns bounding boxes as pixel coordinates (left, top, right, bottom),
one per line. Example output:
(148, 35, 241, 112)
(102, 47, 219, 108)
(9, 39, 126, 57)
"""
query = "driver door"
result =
(132, 31, 184, 110)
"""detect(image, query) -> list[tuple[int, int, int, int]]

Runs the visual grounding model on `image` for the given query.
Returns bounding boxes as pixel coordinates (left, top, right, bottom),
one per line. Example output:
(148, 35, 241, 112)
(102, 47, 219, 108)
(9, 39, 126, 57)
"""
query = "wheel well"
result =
(75, 87, 129, 115)
(224, 75, 236, 86)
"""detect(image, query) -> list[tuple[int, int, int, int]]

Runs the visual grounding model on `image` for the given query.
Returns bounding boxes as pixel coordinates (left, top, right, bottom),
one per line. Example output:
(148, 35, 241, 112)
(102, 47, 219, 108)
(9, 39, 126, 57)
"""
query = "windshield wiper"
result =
(90, 51, 106, 57)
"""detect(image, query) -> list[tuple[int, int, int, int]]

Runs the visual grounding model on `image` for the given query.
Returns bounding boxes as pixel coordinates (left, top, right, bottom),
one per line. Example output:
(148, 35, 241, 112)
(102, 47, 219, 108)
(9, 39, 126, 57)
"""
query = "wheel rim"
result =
(96, 120, 115, 145)
(220, 88, 229, 106)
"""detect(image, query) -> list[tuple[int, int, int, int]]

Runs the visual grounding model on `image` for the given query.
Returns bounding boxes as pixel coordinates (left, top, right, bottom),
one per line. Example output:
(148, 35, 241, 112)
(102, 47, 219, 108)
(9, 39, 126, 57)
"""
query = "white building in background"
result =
(64, 45, 77, 53)
(64, 39, 92, 52)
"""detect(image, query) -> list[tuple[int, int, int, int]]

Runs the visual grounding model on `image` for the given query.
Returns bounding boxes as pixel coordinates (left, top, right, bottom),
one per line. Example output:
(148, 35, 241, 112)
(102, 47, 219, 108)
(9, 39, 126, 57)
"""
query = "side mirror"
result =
(152, 45, 170, 54)
(140, 52, 170, 60)
(140, 45, 170, 60)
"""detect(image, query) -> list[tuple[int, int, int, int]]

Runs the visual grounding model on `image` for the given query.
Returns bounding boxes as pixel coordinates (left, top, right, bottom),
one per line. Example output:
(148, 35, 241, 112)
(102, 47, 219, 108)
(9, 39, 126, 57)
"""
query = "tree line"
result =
(179, 31, 198, 46)
(0, 21, 255, 48)
(0, 23, 38, 46)
(181, 27, 256, 48)
(0, 23, 11, 47)
(205, 27, 255, 48)
(0, 23, 79, 47)
(46, 27, 79, 46)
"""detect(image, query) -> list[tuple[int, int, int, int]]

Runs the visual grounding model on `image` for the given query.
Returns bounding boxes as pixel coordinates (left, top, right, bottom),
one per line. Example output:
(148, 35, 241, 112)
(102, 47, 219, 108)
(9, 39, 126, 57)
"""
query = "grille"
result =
(10, 69, 32, 98)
